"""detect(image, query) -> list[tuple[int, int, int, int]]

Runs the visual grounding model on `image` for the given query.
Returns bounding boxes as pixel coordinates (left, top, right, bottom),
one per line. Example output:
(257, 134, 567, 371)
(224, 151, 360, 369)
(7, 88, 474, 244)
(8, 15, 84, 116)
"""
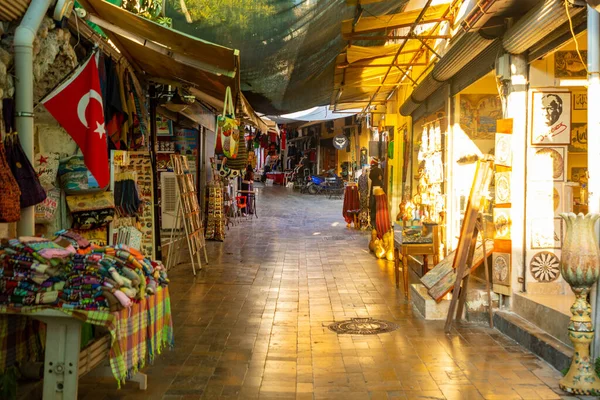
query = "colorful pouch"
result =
(59, 155, 107, 194)
(66, 192, 115, 230)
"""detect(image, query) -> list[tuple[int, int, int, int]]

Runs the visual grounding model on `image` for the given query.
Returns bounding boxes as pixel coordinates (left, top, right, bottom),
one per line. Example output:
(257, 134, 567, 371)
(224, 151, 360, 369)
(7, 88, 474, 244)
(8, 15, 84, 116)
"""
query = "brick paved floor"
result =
(79, 185, 574, 400)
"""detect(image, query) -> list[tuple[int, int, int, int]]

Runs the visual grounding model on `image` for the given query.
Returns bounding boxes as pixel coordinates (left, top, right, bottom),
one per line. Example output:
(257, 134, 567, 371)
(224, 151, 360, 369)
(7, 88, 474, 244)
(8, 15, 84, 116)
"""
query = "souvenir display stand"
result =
(165, 155, 208, 275)
(109, 151, 156, 259)
(205, 182, 225, 241)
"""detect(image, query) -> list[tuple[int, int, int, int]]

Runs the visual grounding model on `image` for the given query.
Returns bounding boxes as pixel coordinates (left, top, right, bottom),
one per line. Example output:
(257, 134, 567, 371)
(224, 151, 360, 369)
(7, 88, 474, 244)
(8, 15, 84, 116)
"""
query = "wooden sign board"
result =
(427, 240, 494, 302)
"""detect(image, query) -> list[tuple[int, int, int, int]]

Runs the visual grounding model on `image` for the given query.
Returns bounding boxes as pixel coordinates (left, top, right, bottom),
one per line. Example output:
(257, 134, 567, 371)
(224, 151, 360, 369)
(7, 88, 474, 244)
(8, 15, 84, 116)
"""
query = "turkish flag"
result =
(42, 52, 109, 188)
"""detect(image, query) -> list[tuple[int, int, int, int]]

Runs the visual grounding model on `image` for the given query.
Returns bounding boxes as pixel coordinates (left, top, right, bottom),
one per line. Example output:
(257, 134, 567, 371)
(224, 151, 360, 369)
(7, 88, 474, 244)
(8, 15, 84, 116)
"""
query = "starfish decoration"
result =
(37, 154, 48, 165)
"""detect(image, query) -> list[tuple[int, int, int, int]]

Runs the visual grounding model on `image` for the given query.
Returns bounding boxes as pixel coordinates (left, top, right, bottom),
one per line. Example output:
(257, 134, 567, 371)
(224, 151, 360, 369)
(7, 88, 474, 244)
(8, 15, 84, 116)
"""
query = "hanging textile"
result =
(374, 188, 391, 240)
(342, 184, 360, 226)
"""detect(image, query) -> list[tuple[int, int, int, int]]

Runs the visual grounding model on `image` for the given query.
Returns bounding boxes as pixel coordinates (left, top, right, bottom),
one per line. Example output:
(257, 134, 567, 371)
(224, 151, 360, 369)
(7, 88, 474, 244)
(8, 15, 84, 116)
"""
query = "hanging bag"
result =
(215, 87, 240, 159)
(0, 142, 21, 222)
(227, 139, 248, 171)
(4, 134, 47, 208)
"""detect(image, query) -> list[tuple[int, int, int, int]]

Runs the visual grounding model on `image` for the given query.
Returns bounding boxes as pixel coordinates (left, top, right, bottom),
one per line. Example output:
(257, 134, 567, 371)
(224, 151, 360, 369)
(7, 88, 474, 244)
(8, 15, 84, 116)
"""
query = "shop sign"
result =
(333, 134, 349, 150)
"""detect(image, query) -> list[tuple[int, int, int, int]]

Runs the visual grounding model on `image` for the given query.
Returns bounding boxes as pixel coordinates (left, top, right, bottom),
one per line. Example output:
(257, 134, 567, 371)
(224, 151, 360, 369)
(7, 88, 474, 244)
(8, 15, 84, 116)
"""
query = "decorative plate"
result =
(493, 253, 510, 285)
(534, 148, 564, 180)
(530, 251, 561, 282)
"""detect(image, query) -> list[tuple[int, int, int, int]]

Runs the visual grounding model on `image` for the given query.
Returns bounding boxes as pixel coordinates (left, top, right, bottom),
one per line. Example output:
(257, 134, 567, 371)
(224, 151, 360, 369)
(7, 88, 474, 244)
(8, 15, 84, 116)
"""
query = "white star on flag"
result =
(94, 121, 106, 139)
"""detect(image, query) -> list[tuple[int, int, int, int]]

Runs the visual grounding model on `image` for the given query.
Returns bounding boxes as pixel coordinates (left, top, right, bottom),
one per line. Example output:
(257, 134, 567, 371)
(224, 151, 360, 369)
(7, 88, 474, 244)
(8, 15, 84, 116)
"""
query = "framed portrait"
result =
(531, 91, 571, 145)
(569, 123, 587, 153)
(528, 146, 566, 182)
(573, 92, 587, 110)
(531, 217, 563, 249)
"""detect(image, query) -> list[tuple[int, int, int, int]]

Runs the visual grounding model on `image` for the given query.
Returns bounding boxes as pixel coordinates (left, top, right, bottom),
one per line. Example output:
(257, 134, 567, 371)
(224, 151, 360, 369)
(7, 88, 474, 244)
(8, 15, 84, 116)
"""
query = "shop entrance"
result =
(320, 139, 338, 173)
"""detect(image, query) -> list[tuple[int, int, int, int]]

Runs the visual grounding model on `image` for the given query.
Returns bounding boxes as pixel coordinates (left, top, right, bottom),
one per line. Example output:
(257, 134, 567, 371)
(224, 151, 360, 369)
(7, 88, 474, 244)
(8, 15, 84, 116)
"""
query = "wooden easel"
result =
(444, 159, 495, 333)
(165, 155, 209, 275)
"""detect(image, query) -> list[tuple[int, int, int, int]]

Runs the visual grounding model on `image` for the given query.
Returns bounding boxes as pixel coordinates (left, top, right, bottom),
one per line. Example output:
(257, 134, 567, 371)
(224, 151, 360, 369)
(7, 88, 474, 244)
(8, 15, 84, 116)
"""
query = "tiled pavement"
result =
(79, 185, 576, 400)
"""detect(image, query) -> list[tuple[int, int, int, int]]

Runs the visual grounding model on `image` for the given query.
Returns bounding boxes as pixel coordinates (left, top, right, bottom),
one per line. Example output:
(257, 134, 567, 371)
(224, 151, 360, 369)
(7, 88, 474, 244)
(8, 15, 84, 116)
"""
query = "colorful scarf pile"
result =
(0, 234, 169, 312)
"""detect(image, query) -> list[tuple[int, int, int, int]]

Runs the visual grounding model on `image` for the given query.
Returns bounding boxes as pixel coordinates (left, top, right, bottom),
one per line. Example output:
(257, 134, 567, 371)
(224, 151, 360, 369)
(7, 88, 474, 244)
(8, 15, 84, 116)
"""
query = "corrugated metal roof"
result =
(0, 0, 30, 22)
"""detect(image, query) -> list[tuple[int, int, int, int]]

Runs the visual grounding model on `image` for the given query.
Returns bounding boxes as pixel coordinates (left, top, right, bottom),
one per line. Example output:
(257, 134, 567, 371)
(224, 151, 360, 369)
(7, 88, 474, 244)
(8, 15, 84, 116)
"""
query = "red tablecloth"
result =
(266, 172, 285, 185)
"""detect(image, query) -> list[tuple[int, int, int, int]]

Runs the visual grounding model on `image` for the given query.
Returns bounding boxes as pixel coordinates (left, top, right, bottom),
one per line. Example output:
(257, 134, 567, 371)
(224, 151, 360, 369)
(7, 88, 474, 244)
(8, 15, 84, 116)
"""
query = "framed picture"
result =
(495, 171, 511, 205)
(571, 167, 588, 182)
(460, 94, 503, 140)
(569, 123, 587, 153)
(156, 115, 173, 136)
(495, 133, 512, 167)
(528, 146, 566, 182)
(573, 92, 587, 110)
(531, 91, 571, 145)
(492, 253, 511, 286)
(528, 182, 563, 218)
(493, 208, 512, 240)
(531, 217, 563, 249)
(555, 51, 587, 78)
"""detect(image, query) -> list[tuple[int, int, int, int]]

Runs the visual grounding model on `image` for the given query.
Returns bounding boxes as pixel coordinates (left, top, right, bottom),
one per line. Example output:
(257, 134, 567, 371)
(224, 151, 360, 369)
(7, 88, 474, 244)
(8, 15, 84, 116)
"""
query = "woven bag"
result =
(0, 142, 21, 222)
(227, 140, 248, 171)
(5, 135, 47, 208)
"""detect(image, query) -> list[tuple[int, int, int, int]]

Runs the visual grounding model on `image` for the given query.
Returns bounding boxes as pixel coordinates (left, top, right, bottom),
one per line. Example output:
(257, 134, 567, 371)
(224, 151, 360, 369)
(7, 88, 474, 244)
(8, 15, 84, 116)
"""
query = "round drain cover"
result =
(328, 318, 399, 335)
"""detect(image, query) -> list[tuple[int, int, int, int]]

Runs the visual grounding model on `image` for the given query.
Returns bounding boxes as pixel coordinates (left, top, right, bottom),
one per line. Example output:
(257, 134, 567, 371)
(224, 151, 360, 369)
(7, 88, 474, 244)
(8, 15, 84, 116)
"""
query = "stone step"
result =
(494, 309, 573, 372)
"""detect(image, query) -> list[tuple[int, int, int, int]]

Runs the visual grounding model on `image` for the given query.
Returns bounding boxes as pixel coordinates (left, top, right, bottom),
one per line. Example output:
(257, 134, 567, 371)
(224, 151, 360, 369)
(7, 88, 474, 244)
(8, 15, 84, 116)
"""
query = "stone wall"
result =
(0, 17, 78, 239)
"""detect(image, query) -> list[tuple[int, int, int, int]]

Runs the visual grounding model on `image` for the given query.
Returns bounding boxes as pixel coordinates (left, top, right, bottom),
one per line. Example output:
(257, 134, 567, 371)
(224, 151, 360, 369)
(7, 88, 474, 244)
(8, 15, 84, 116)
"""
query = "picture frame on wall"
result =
(495, 133, 512, 167)
(573, 92, 587, 110)
(554, 51, 587, 78)
(571, 167, 588, 182)
(156, 115, 173, 137)
(493, 208, 512, 240)
(569, 123, 587, 153)
(528, 181, 563, 218)
(531, 217, 563, 249)
(528, 146, 566, 182)
(531, 91, 571, 145)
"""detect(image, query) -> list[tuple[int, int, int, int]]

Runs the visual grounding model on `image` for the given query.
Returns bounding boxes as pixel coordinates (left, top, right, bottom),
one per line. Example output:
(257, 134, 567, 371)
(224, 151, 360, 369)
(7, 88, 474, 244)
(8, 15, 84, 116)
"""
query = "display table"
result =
(266, 172, 285, 185)
(393, 224, 440, 298)
(0, 287, 173, 399)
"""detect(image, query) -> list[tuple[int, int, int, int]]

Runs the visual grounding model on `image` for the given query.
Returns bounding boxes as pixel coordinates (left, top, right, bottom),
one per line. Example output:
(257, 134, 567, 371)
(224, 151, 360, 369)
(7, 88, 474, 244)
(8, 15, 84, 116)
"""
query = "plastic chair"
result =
(236, 196, 248, 219)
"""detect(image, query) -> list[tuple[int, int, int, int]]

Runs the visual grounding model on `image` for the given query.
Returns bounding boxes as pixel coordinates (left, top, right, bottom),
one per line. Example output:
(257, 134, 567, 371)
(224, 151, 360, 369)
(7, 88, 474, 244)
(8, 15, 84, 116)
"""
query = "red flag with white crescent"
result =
(42, 51, 109, 188)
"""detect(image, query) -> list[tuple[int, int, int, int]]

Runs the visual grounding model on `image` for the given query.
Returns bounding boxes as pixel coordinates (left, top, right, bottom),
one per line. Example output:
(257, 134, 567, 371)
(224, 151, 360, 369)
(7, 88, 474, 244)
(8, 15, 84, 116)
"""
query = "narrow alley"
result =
(80, 187, 565, 400)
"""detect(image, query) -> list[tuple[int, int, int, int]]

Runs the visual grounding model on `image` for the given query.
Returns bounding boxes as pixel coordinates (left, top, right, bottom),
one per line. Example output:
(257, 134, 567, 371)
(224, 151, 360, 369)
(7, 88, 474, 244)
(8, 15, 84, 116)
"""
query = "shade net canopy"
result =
(166, 0, 405, 114)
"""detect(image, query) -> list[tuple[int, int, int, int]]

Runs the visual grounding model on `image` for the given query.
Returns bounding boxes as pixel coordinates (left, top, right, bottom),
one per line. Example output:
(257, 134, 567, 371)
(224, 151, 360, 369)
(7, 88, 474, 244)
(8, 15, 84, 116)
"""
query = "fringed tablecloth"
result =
(0, 286, 174, 386)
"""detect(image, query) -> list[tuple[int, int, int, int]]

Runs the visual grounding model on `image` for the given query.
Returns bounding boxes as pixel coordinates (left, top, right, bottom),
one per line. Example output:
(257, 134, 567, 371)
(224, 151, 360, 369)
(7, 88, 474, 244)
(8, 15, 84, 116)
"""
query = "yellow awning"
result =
(75, 0, 270, 132)
(341, 3, 450, 38)
(345, 42, 422, 64)
(78, 0, 237, 77)
(77, 0, 238, 101)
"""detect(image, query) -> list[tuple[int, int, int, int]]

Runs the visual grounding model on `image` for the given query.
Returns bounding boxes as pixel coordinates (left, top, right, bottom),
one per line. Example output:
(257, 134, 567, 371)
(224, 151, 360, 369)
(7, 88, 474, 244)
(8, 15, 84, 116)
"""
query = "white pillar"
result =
(507, 54, 529, 297)
(587, 5, 600, 358)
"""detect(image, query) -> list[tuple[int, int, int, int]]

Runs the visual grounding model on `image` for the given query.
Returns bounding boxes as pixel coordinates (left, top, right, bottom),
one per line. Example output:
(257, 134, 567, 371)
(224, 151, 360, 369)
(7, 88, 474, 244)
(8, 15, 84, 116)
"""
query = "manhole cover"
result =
(328, 318, 399, 335)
